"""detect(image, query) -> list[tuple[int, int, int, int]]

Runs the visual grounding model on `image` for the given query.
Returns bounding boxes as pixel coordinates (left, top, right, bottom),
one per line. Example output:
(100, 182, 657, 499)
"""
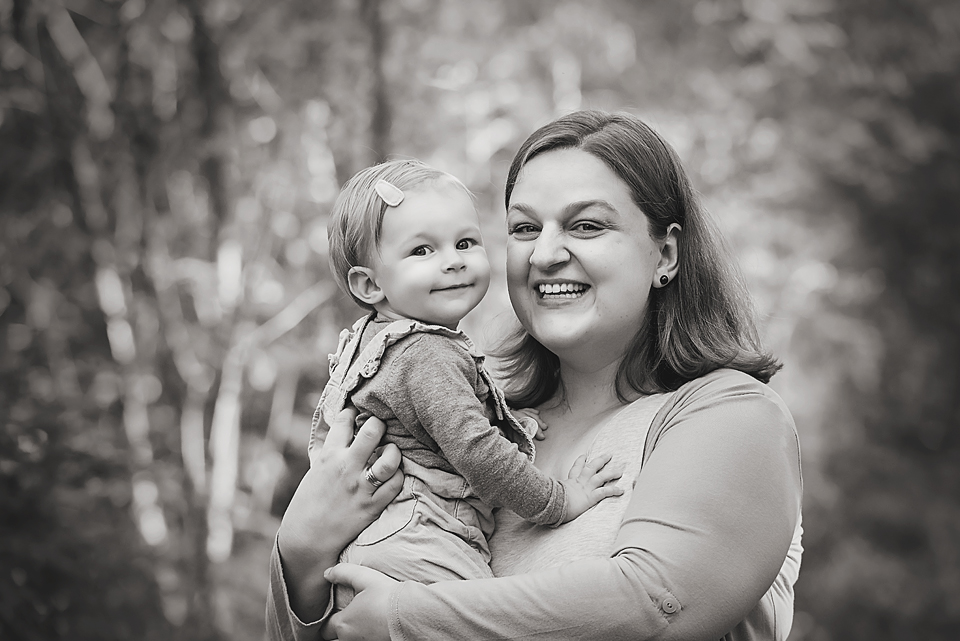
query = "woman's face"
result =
(505, 148, 664, 368)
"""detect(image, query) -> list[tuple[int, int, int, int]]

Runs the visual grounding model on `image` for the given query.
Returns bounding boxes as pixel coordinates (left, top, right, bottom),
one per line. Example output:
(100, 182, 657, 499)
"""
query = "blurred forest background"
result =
(1, 0, 958, 639)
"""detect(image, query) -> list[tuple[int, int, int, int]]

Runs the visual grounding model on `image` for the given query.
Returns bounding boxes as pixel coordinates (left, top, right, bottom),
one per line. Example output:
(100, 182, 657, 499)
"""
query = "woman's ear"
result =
(347, 266, 385, 305)
(654, 223, 681, 288)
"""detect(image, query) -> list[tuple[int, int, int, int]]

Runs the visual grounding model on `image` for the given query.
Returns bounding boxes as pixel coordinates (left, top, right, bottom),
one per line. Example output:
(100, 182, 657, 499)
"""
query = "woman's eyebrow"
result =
(507, 200, 618, 216)
(506, 202, 535, 216)
(563, 200, 618, 216)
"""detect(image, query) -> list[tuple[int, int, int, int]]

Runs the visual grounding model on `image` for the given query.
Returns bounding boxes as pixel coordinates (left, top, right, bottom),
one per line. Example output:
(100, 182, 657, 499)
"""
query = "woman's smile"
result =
(537, 282, 589, 299)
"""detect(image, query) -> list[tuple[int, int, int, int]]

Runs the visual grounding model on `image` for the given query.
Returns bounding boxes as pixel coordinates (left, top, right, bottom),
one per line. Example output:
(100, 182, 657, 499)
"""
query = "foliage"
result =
(781, 0, 960, 638)
(0, 109, 174, 638)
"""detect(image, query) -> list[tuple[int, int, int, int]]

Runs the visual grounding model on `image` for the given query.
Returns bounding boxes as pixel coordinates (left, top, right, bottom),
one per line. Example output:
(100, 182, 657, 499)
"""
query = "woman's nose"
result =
(529, 229, 569, 269)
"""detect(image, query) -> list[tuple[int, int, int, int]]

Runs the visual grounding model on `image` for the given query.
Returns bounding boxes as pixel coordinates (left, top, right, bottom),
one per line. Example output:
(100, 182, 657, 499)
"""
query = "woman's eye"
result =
(456, 238, 476, 250)
(572, 221, 603, 234)
(509, 223, 539, 237)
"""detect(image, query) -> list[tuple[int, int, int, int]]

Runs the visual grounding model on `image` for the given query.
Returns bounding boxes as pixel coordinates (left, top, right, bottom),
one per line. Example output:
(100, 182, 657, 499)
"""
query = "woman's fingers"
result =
(361, 443, 404, 505)
(322, 566, 396, 641)
(347, 414, 387, 469)
(367, 442, 401, 486)
(324, 563, 398, 594)
(366, 469, 402, 511)
(320, 621, 337, 640)
(324, 407, 360, 451)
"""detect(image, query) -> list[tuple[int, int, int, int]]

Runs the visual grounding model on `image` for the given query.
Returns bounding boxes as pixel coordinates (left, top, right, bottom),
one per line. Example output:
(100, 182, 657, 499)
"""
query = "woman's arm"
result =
(326, 376, 802, 641)
(266, 408, 403, 640)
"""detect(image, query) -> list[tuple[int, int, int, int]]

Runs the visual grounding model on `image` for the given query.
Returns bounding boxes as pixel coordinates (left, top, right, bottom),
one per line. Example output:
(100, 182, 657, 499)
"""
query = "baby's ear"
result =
(347, 266, 385, 305)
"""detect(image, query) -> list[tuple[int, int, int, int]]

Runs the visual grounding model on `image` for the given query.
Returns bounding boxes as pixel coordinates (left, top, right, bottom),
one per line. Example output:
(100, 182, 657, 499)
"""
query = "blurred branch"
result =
(185, 0, 232, 225)
(250, 365, 300, 513)
(207, 342, 243, 563)
(43, 0, 114, 138)
(246, 282, 338, 349)
(206, 280, 336, 560)
(361, 0, 389, 158)
(146, 227, 214, 501)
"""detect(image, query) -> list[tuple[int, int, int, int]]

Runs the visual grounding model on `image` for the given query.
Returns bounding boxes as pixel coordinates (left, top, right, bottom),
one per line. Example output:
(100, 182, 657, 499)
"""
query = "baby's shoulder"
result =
(379, 330, 476, 376)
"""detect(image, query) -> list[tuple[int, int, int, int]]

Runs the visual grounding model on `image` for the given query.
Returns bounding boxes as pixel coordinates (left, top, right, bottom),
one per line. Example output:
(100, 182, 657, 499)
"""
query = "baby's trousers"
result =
(334, 470, 495, 610)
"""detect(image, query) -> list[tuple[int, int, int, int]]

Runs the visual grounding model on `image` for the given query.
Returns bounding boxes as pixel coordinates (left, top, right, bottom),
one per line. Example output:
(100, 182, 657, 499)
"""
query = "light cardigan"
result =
(267, 368, 803, 641)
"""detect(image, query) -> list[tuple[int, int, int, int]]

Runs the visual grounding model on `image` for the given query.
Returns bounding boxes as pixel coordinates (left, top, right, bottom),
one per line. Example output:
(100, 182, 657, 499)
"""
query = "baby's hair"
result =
(327, 158, 472, 310)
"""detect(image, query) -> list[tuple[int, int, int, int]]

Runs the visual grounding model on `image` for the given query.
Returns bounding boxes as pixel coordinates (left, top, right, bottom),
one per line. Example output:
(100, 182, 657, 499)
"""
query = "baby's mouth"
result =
(538, 283, 588, 299)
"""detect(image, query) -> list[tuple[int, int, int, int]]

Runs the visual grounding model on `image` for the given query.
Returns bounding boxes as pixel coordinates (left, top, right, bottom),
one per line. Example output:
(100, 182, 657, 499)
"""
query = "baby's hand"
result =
(560, 454, 624, 523)
(512, 407, 548, 440)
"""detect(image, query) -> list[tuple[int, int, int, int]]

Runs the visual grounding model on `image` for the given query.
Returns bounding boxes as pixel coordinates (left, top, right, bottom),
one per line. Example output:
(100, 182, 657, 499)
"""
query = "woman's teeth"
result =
(538, 283, 586, 298)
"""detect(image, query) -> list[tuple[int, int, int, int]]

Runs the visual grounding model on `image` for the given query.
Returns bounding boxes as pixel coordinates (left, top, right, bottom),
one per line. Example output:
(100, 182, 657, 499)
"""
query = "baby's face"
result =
(368, 180, 490, 329)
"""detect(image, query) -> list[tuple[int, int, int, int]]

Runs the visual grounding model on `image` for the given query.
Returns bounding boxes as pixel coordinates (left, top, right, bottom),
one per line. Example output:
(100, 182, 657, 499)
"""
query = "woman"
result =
(268, 110, 803, 641)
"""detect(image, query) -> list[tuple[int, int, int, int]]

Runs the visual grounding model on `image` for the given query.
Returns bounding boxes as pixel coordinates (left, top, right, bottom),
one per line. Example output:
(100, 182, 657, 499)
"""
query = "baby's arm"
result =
(506, 409, 621, 523)
(370, 335, 619, 525)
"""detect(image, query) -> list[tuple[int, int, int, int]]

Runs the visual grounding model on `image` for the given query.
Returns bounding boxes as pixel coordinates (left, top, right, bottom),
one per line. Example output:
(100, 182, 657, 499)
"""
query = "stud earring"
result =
(659, 275, 669, 286)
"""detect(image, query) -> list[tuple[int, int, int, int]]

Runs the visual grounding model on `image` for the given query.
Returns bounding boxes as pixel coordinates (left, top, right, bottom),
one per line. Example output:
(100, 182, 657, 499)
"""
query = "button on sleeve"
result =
(661, 596, 681, 614)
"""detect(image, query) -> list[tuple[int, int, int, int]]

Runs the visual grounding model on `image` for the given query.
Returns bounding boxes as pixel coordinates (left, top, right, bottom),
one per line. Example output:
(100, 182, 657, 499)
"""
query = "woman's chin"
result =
(526, 318, 591, 353)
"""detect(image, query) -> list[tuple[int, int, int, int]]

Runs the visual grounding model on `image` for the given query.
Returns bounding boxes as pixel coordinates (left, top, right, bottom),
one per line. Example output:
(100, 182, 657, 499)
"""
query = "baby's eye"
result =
(456, 238, 477, 250)
(410, 245, 430, 256)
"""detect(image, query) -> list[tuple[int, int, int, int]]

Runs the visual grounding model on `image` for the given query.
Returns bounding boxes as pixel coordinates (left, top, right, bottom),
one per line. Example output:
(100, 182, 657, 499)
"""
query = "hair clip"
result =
(374, 179, 404, 207)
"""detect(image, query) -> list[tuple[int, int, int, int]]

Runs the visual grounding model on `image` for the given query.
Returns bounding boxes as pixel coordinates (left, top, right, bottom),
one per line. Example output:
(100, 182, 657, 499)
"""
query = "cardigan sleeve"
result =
(386, 372, 803, 641)
(361, 334, 566, 526)
(265, 535, 330, 641)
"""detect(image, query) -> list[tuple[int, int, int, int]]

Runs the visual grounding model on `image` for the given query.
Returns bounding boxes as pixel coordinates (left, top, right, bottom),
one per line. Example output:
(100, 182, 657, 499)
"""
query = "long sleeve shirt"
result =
(267, 368, 803, 641)
(342, 317, 564, 525)
(314, 315, 565, 528)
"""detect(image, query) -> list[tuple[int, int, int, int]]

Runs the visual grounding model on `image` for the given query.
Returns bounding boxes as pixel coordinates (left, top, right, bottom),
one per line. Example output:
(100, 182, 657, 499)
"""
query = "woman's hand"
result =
(321, 564, 398, 641)
(276, 408, 403, 622)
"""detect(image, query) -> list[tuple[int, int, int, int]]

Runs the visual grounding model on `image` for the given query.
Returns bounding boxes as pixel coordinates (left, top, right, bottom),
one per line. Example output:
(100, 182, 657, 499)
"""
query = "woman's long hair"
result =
(496, 110, 781, 407)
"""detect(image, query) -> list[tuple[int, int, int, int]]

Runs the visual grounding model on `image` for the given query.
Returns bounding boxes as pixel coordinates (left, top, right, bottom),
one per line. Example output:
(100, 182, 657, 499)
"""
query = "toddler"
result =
(311, 159, 622, 609)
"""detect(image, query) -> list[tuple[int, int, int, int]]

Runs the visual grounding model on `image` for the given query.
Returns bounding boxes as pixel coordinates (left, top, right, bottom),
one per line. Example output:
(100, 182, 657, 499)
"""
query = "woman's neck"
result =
(533, 358, 634, 477)
(553, 357, 629, 418)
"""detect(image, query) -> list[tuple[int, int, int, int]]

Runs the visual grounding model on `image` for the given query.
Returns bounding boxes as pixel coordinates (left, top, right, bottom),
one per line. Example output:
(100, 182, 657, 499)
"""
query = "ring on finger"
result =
(363, 466, 384, 489)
